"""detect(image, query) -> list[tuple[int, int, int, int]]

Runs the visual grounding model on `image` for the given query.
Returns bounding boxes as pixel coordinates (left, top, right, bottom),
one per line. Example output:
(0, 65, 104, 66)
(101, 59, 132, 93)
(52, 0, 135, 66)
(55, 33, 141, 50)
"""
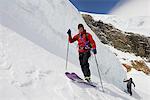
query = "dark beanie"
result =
(78, 24, 84, 29)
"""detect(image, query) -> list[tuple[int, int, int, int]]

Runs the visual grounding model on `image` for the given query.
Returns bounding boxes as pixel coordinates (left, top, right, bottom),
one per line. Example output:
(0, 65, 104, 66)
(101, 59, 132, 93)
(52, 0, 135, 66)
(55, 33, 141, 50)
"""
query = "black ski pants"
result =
(127, 86, 132, 96)
(79, 51, 91, 78)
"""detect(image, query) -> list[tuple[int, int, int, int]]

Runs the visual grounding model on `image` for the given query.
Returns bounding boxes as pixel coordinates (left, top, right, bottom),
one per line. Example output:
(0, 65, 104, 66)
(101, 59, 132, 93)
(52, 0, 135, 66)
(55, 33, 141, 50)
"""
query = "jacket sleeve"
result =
(88, 33, 96, 49)
(123, 80, 129, 82)
(132, 81, 135, 87)
(68, 34, 78, 43)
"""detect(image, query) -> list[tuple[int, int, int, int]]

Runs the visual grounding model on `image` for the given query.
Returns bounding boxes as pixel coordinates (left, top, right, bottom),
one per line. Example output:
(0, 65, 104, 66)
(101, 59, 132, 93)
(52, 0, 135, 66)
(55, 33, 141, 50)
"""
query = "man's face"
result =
(78, 27, 84, 33)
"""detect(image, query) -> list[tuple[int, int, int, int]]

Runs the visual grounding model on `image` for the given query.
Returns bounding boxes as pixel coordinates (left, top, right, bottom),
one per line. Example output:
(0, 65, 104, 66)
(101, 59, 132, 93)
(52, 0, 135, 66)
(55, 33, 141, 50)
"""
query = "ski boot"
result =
(85, 77, 91, 83)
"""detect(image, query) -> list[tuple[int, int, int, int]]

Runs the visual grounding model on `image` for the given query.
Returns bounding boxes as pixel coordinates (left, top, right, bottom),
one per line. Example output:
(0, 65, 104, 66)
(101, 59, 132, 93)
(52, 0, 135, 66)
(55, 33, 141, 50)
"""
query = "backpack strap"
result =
(85, 33, 89, 42)
(85, 33, 92, 48)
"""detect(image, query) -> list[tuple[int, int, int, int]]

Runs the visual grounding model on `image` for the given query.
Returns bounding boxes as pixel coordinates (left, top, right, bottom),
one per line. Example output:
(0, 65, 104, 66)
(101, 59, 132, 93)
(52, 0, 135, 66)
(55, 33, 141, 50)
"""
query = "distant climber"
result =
(67, 24, 97, 82)
(123, 78, 135, 96)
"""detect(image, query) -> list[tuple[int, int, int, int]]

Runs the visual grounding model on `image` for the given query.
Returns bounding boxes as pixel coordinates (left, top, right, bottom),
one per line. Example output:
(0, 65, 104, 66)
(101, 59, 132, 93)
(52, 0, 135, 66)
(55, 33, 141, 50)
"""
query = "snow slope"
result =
(127, 69, 150, 100)
(0, 0, 126, 90)
(0, 23, 139, 100)
(82, 12, 150, 37)
(106, 45, 150, 100)
(80, 12, 150, 100)
(111, 0, 150, 16)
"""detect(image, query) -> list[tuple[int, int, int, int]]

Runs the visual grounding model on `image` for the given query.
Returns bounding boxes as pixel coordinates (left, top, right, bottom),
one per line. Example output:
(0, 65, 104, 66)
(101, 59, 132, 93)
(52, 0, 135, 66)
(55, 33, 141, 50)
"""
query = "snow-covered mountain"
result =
(0, 0, 126, 89)
(80, 12, 150, 99)
(0, 21, 139, 100)
(0, 0, 147, 100)
(83, 13, 150, 37)
(111, 0, 150, 16)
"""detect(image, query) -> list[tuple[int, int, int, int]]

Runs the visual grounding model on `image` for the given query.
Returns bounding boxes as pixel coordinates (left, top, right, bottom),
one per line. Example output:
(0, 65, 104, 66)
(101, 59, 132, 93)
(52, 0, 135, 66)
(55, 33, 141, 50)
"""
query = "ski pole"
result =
(65, 40, 69, 70)
(94, 55, 104, 92)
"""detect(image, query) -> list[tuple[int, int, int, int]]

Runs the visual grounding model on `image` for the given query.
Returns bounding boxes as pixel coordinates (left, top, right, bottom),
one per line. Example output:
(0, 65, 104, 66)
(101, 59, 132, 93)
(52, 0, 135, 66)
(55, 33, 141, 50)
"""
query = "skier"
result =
(67, 24, 97, 82)
(123, 78, 135, 96)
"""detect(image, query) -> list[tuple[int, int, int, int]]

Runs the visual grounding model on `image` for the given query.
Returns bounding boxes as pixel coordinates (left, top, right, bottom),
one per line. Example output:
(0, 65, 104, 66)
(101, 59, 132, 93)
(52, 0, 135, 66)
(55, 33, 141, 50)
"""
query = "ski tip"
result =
(65, 72, 70, 75)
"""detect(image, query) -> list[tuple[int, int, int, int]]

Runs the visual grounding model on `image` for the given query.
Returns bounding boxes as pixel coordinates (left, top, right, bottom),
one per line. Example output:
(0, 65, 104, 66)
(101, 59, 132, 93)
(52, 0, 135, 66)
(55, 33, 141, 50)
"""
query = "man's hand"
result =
(92, 49, 97, 54)
(67, 29, 71, 36)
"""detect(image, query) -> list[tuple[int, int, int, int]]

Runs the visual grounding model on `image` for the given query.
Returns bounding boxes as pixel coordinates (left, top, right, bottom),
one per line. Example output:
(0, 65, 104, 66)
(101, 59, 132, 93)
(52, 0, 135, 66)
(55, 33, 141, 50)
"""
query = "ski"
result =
(65, 72, 97, 87)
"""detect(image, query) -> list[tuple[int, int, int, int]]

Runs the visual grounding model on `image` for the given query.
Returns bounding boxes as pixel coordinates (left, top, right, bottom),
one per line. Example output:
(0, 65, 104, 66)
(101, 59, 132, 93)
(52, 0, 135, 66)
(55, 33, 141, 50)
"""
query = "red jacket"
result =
(69, 30, 96, 53)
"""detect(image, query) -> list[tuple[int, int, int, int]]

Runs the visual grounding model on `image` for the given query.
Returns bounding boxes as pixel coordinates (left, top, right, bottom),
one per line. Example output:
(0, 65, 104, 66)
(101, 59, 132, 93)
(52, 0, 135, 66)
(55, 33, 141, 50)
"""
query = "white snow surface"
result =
(1, 0, 148, 99)
(0, 0, 126, 90)
(105, 45, 150, 100)
(111, 0, 150, 16)
(127, 69, 150, 100)
(0, 23, 140, 100)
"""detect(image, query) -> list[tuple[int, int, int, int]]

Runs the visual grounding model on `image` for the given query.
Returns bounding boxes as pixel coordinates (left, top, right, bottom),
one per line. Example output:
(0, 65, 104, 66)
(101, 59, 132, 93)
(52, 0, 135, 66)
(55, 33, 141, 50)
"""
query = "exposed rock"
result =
(122, 64, 132, 72)
(131, 60, 150, 75)
(122, 60, 150, 75)
(82, 14, 150, 60)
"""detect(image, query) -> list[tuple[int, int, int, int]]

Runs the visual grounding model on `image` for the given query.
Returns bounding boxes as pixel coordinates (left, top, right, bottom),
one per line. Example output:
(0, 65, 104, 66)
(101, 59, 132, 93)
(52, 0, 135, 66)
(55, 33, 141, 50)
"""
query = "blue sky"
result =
(69, 0, 126, 14)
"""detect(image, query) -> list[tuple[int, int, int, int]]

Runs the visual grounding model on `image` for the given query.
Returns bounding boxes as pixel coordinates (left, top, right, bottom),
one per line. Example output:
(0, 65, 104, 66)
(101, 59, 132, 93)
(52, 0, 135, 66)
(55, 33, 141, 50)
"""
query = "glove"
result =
(92, 49, 97, 54)
(67, 29, 71, 36)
